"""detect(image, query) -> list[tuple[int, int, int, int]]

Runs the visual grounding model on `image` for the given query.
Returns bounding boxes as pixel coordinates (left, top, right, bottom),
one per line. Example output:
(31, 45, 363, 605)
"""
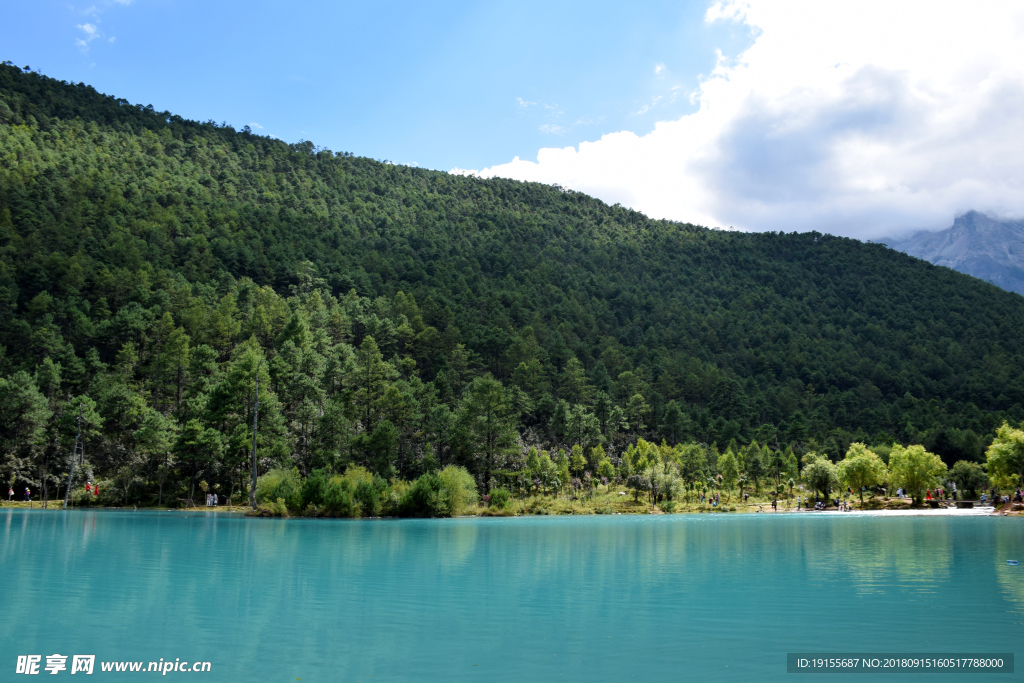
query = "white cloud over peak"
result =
(455, 1, 1024, 238)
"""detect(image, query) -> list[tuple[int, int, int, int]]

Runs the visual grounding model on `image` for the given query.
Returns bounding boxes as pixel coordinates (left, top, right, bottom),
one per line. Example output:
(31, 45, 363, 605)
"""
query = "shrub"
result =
(342, 465, 375, 487)
(301, 469, 331, 509)
(488, 487, 512, 509)
(354, 479, 382, 517)
(322, 477, 356, 517)
(257, 497, 289, 517)
(398, 467, 478, 518)
(438, 466, 478, 515)
(399, 473, 448, 518)
(382, 479, 410, 516)
(255, 468, 302, 512)
(659, 499, 678, 513)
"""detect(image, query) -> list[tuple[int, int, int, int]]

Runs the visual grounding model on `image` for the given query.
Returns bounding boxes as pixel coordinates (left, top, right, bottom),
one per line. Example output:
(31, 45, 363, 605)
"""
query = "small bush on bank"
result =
(438, 466, 478, 516)
(355, 474, 390, 516)
(251, 497, 289, 517)
(71, 488, 97, 507)
(300, 470, 332, 510)
(322, 477, 356, 517)
(297, 468, 366, 518)
(398, 465, 479, 518)
(488, 488, 512, 509)
(256, 468, 302, 512)
(383, 479, 410, 515)
(399, 472, 448, 517)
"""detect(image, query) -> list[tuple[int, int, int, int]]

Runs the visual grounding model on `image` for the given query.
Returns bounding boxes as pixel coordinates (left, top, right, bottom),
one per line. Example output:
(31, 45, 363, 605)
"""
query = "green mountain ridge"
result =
(0, 63, 1022, 500)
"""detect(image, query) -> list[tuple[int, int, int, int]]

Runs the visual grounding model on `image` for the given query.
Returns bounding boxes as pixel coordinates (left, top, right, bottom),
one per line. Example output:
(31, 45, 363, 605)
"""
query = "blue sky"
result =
(4, 1, 1024, 238)
(2, 0, 753, 171)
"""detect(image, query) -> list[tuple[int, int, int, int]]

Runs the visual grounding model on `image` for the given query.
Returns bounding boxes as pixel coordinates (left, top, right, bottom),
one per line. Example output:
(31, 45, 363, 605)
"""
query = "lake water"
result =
(2, 510, 1022, 681)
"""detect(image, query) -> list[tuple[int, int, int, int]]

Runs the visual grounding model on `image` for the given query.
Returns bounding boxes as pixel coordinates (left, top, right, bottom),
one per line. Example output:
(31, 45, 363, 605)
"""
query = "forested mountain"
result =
(886, 211, 1024, 296)
(1, 63, 1023, 503)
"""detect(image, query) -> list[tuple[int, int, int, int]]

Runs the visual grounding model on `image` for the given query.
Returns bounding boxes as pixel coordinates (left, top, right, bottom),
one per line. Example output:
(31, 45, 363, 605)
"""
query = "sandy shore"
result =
(778, 506, 997, 517)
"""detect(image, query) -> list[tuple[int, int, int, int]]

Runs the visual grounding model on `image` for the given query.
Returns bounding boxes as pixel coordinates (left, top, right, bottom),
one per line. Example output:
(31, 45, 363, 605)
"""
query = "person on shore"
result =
(7, 484, 12, 501)
(772, 499, 777, 511)
(85, 482, 91, 495)
(24, 487, 30, 502)
(93, 484, 98, 497)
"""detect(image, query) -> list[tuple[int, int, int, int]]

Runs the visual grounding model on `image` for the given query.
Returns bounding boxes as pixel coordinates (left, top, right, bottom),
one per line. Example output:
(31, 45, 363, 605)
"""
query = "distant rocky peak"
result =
(886, 211, 1024, 296)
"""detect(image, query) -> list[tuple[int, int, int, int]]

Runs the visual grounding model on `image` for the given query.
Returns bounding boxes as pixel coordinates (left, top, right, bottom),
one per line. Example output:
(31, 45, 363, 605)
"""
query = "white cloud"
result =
(248, 122, 264, 129)
(516, 97, 537, 108)
(654, 63, 666, 75)
(75, 22, 103, 51)
(539, 124, 567, 135)
(458, 0, 1024, 239)
(635, 96, 662, 116)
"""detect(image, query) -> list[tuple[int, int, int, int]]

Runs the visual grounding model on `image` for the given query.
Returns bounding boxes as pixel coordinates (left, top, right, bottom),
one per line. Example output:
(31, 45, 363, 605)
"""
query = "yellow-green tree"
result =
(717, 450, 739, 496)
(888, 444, 946, 505)
(570, 444, 587, 478)
(836, 442, 887, 502)
(985, 422, 1024, 487)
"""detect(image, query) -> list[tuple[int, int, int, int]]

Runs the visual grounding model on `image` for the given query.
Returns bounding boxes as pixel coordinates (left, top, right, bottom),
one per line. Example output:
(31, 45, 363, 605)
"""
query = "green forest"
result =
(1, 62, 1023, 510)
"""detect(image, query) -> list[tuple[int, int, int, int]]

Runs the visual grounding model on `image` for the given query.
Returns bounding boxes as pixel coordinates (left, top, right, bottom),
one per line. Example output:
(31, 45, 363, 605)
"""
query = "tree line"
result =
(1, 63, 1024, 508)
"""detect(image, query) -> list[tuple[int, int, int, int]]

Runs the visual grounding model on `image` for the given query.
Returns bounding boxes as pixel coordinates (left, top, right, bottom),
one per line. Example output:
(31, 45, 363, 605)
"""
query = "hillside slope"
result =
(1, 64, 1023, 497)
(886, 211, 1024, 296)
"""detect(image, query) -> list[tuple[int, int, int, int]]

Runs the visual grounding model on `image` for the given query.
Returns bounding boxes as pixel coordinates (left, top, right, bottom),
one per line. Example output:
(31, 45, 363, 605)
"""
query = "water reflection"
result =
(994, 521, 1024, 613)
(0, 511, 1019, 682)
(804, 519, 953, 592)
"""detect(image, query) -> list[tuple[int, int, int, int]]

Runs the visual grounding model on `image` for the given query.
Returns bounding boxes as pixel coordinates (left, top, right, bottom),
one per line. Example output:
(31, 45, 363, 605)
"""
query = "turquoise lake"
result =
(2, 510, 1022, 681)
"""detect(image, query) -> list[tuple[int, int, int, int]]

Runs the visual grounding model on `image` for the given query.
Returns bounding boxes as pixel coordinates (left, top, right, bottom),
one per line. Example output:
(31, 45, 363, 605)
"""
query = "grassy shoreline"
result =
(5, 491, 1021, 517)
